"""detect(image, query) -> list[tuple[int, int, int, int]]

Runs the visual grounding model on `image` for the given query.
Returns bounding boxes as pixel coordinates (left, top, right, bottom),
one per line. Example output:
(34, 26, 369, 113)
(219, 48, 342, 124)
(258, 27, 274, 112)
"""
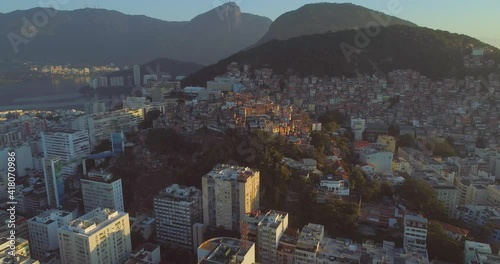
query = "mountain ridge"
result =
(255, 3, 417, 45)
(0, 4, 272, 65)
(183, 25, 500, 87)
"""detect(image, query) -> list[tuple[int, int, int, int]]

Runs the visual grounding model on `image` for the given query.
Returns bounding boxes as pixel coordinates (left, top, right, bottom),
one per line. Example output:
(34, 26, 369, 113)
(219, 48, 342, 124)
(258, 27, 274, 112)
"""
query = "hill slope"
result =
(0, 3, 271, 65)
(256, 3, 417, 45)
(183, 25, 500, 87)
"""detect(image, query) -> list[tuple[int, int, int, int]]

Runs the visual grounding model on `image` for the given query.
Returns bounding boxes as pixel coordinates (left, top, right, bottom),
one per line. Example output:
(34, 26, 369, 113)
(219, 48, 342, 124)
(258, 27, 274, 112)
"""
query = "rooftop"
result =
(198, 237, 254, 264)
(203, 164, 259, 182)
(157, 184, 201, 200)
(61, 208, 125, 235)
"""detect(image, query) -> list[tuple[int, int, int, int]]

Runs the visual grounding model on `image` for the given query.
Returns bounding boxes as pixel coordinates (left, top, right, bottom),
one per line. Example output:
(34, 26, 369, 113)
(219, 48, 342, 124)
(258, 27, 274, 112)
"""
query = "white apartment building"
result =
(81, 170, 124, 213)
(197, 237, 255, 264)
(41, 129, 90, 177)
(58, 208, 132, 264)
(0, 237, 39, 264)
(43, 157, 65, 208)
(295, 223, 324, 264)
(257, 211, 288, 264)
(242, 210, 288, 264)
(0, 144, 33, 177)
(153, 184, 202, 246)
(486, 185, 500, 205)
(28, 209, 74, 260)
(359, 144, 393, 173)
(350, 118, 366, 142)
(403, 214, 428, 254)
(202, 164, 260, 231)
(319, 174, 350, 196)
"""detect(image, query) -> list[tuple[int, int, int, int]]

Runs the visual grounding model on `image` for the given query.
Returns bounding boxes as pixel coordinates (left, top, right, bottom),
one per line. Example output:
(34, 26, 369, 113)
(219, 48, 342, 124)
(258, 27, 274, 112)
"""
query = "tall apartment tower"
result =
(350, 118, 366, 142)
(81, 170, 124, 213)
(41, 129, 90, 177)
(154, 184, 202, 246)
(294, 223, 324, 264)
(133, 65, 141, 87)
(58, 208, 132, 264)
(403, 214, 428, 254)
(28, 209, 74, 260)
(242, 210, 289, 264)
(43, 157, 64, 208)
(202, 164, 260, 231)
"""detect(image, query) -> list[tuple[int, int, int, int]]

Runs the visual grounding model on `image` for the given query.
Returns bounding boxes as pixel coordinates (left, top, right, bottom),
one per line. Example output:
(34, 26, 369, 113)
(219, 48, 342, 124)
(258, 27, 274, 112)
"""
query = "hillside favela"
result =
(1, 1, 500, 263)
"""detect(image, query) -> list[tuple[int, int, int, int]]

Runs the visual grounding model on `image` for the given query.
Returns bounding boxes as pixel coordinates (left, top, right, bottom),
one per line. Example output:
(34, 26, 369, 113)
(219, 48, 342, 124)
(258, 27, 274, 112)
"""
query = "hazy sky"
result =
(2, 0, 499, 48)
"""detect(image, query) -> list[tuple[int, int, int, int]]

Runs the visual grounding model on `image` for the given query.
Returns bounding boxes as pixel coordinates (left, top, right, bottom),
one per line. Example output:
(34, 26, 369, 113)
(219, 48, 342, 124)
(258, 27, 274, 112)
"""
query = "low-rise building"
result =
(197, 237, 255, 264)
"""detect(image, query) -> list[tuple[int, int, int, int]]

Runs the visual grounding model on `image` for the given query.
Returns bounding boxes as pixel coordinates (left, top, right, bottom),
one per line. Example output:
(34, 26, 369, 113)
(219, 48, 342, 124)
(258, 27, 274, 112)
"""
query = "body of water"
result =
(0, 77, 91, 111)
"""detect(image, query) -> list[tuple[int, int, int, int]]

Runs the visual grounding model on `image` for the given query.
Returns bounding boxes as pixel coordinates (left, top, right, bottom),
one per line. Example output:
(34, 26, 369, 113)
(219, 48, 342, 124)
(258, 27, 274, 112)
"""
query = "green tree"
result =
(396, 178, 447, 220)
(320, 199, 359, 236)
(310, 131, 331, 154)
(427, 222, 463, 263)
(399, 134, 414, 148)
(322, 122, 340, 133)
(318, 110, 347, 125)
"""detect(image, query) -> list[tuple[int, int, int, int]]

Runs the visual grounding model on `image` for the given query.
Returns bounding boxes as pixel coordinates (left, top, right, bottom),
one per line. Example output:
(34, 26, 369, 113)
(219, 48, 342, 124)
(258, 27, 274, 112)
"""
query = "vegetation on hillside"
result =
(184, 25, 500, 87)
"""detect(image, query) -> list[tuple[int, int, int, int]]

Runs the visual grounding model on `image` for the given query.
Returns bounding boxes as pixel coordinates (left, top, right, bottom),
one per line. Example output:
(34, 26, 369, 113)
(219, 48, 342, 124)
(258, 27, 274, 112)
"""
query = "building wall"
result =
(58, 210, 132, 264)
(81, 179, 124, 213)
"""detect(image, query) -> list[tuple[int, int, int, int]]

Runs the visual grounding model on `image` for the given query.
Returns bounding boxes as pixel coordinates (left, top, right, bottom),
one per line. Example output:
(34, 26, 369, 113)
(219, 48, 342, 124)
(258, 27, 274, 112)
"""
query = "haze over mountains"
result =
(0, 2, 271, 65)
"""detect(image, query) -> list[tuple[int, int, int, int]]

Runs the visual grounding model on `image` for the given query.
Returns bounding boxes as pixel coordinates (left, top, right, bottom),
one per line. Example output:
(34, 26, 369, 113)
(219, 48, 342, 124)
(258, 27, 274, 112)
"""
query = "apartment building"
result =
(41, 129, 90, 177)
(43, 157, 65, 208)
(377, 135, 397, 154)
(202, 164, 260, 231)
(242, 210, 288, 264)
(403, 214, 428, 255)
(295, 223, 324, 264)
(0, 237, 39, 264)
(197, 237, 255, 264)
(154, 184, 202, 246)
(319, 174, 350, 196)
(28, 209, 74, 260)
(58, 208, 132, 264)
(486, 185, 500, 205)
(81, 170, 124, 213)
(358, 144, 393, 173)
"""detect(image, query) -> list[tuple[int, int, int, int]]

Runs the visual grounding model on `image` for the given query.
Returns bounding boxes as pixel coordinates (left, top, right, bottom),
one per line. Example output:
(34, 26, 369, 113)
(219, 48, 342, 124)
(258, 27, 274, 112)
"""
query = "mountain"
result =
(256, 3, 416, 45)
(183, 25, 500, 87)
(0, 3, 271, 65)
